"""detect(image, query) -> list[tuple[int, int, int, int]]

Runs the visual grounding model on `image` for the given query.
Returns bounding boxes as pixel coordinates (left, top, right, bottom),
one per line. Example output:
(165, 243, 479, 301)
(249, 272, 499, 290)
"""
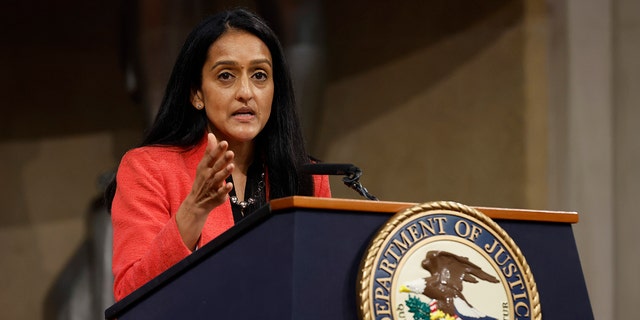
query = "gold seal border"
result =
(357, 201, 541, 320)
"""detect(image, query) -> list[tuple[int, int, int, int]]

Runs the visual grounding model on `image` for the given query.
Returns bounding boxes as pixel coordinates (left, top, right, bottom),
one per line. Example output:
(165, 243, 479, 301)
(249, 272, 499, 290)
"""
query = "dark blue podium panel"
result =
(500, 221, 593, 318)
(106, 206, 592, 320)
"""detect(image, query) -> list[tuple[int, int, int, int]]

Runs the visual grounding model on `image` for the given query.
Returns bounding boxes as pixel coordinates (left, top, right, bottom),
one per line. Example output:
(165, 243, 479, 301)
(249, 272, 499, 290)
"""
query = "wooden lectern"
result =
(104, 197, 593, 319)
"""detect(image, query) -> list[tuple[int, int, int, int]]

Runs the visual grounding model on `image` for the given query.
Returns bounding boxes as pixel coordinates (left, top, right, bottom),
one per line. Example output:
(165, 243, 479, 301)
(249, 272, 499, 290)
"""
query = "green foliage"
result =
(405, 295, 431, 320)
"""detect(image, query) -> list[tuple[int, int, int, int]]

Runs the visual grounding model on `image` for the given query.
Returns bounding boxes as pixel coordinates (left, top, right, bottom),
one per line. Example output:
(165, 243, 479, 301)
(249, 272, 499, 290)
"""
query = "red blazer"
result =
(111, 136, 331, 300)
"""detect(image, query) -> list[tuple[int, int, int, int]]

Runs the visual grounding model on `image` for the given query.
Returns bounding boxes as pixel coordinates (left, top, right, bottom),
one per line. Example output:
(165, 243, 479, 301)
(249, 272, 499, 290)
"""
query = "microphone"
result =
(300, 163, 360, 176)
(301, 163, 379, 201)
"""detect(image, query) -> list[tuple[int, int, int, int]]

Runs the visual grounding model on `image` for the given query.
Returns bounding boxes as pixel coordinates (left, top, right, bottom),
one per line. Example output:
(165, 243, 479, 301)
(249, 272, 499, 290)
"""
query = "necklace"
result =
(229, 172, 265, 215)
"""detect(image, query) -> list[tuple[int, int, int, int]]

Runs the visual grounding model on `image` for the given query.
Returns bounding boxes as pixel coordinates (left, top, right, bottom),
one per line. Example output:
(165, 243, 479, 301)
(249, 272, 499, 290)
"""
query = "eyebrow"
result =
(210, 59, 272, 71)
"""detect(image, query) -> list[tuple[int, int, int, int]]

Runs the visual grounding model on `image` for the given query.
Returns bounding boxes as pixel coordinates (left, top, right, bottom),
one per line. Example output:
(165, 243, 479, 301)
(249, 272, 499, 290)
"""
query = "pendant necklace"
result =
(229, 172, 265, 216)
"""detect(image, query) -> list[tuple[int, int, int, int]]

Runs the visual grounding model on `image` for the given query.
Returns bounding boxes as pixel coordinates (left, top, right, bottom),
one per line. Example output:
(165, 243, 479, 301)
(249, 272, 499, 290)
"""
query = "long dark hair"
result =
(106, 8, 314, 210)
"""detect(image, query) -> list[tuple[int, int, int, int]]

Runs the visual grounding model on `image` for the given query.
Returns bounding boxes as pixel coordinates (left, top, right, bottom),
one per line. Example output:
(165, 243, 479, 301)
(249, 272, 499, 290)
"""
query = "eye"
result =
(217, 71, 234, 81)
(252, 71, 269, 81)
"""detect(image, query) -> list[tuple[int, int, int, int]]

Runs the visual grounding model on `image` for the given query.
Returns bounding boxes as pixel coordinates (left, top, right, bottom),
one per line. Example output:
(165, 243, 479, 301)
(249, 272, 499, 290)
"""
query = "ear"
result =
(190, 89, 204, 110)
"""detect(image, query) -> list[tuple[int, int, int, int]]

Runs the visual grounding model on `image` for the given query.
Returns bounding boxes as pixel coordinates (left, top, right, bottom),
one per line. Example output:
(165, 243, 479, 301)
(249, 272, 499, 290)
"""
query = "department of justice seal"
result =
(357, 201, 540, 320)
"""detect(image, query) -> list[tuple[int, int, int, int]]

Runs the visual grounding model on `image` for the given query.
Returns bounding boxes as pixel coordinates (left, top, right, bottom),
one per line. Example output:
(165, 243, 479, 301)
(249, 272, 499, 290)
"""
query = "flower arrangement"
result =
(405, 295, 459, 320)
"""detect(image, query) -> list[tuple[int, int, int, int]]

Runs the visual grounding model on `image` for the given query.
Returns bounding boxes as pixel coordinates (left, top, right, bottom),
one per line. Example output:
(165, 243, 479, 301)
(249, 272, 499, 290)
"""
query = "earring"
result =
(196, 104, 203, 110)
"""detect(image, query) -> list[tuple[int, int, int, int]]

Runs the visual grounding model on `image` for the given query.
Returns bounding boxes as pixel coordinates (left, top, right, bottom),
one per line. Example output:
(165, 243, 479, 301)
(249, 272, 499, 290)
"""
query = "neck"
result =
(228, 140, 255, 174)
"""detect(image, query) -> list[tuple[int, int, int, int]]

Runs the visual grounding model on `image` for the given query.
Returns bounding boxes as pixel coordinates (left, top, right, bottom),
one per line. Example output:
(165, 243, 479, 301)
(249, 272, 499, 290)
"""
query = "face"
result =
(192, 29, 274, 145)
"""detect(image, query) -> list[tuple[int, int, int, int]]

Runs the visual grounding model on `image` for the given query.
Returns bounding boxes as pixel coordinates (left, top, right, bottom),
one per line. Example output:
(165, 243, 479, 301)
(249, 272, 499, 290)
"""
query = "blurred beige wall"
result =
(612, 0, 640, 314)
(314, 1, 543, 211)
(1, 0, 638, 319)
(0, 3, 144, 319)
(0, 135, 126, 319)
(546, 0, 640, 318)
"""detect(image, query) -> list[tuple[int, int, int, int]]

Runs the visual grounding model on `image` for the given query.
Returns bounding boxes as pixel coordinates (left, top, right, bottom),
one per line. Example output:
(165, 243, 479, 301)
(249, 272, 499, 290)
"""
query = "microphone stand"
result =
(301, 163, 379, 201)
(342, 167, 378, 201)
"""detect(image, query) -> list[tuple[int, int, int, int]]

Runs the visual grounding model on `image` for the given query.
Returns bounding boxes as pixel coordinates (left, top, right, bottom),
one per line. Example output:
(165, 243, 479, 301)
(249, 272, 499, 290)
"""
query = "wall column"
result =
(548, 0, 614, 318)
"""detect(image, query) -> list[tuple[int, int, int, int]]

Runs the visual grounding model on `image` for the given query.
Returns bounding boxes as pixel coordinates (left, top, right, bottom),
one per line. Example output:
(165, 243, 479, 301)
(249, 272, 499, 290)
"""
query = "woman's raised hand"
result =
(189, 133, 235, 213)
(176, 133, 234, 249)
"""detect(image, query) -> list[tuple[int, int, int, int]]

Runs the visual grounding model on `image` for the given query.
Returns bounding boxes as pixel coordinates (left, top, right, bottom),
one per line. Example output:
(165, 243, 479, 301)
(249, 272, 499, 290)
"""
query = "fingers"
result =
(189, 133, 236, 212)
(199, 133, 234, 170)
(200, 133, 225, 168)
(197, 133, 235, 188)
(218, 181, 234, 200)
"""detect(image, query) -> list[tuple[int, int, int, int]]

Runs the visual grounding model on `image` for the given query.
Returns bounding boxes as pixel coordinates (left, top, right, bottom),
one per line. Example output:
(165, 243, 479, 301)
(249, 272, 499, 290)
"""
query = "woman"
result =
(106, 8, 331, 301)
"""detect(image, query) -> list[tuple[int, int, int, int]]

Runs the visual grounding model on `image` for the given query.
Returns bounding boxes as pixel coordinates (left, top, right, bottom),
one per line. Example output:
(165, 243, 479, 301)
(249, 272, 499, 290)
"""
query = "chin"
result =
(229, 131, 260, 143)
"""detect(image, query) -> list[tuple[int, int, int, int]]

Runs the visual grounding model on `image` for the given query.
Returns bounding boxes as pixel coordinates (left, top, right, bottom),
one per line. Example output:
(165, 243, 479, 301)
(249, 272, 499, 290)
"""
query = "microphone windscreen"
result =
(300, 163, 359, 176)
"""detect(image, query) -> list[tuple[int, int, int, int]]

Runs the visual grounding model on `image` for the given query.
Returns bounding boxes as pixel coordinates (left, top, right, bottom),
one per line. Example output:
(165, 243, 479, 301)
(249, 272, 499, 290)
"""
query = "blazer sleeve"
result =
(313, 174, 332, 198)
(110, 149, 193, 301)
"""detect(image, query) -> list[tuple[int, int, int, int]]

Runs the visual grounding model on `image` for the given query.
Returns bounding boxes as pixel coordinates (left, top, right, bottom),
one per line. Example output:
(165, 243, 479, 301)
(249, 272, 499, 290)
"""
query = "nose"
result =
(235, 75, 253, 102)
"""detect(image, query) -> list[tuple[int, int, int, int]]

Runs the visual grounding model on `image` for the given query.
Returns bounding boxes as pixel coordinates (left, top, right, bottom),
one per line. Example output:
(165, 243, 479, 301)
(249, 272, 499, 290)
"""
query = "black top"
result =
(226, 160, 266, 223)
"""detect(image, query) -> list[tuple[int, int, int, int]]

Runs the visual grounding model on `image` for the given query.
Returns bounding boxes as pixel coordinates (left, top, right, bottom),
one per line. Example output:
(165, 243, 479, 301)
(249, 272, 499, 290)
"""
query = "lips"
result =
(232, 106, 254, 116)
(232, 106, 256, 120)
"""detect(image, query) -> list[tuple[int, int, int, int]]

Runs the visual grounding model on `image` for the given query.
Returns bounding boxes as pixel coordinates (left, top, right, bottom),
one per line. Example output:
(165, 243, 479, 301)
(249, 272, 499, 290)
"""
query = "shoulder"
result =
(122, 145, 183, 162)
(117, 144, 203, 184)
(121, 134, 208, 164)
(119, 145, 182, 171)
(120, 140, 205, 169)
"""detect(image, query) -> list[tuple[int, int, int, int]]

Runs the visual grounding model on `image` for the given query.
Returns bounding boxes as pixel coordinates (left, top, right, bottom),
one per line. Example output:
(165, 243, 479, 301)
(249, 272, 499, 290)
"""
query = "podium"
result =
(105, 197, 593, 319)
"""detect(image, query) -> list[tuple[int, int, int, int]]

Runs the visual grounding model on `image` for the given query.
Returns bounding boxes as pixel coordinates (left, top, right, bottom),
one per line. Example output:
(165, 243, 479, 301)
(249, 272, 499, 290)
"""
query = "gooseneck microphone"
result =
(300, 163, 379, 201)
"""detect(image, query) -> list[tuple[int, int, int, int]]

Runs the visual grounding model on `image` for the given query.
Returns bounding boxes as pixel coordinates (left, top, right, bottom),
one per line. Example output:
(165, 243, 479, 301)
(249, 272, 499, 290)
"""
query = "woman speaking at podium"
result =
(105, 8, 331, 301)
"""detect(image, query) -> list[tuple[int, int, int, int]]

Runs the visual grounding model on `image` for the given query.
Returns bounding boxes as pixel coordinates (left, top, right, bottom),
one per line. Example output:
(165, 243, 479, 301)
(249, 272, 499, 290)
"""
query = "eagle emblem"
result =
(357, 201, 540, 320)
(400, 250, 500, 319)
